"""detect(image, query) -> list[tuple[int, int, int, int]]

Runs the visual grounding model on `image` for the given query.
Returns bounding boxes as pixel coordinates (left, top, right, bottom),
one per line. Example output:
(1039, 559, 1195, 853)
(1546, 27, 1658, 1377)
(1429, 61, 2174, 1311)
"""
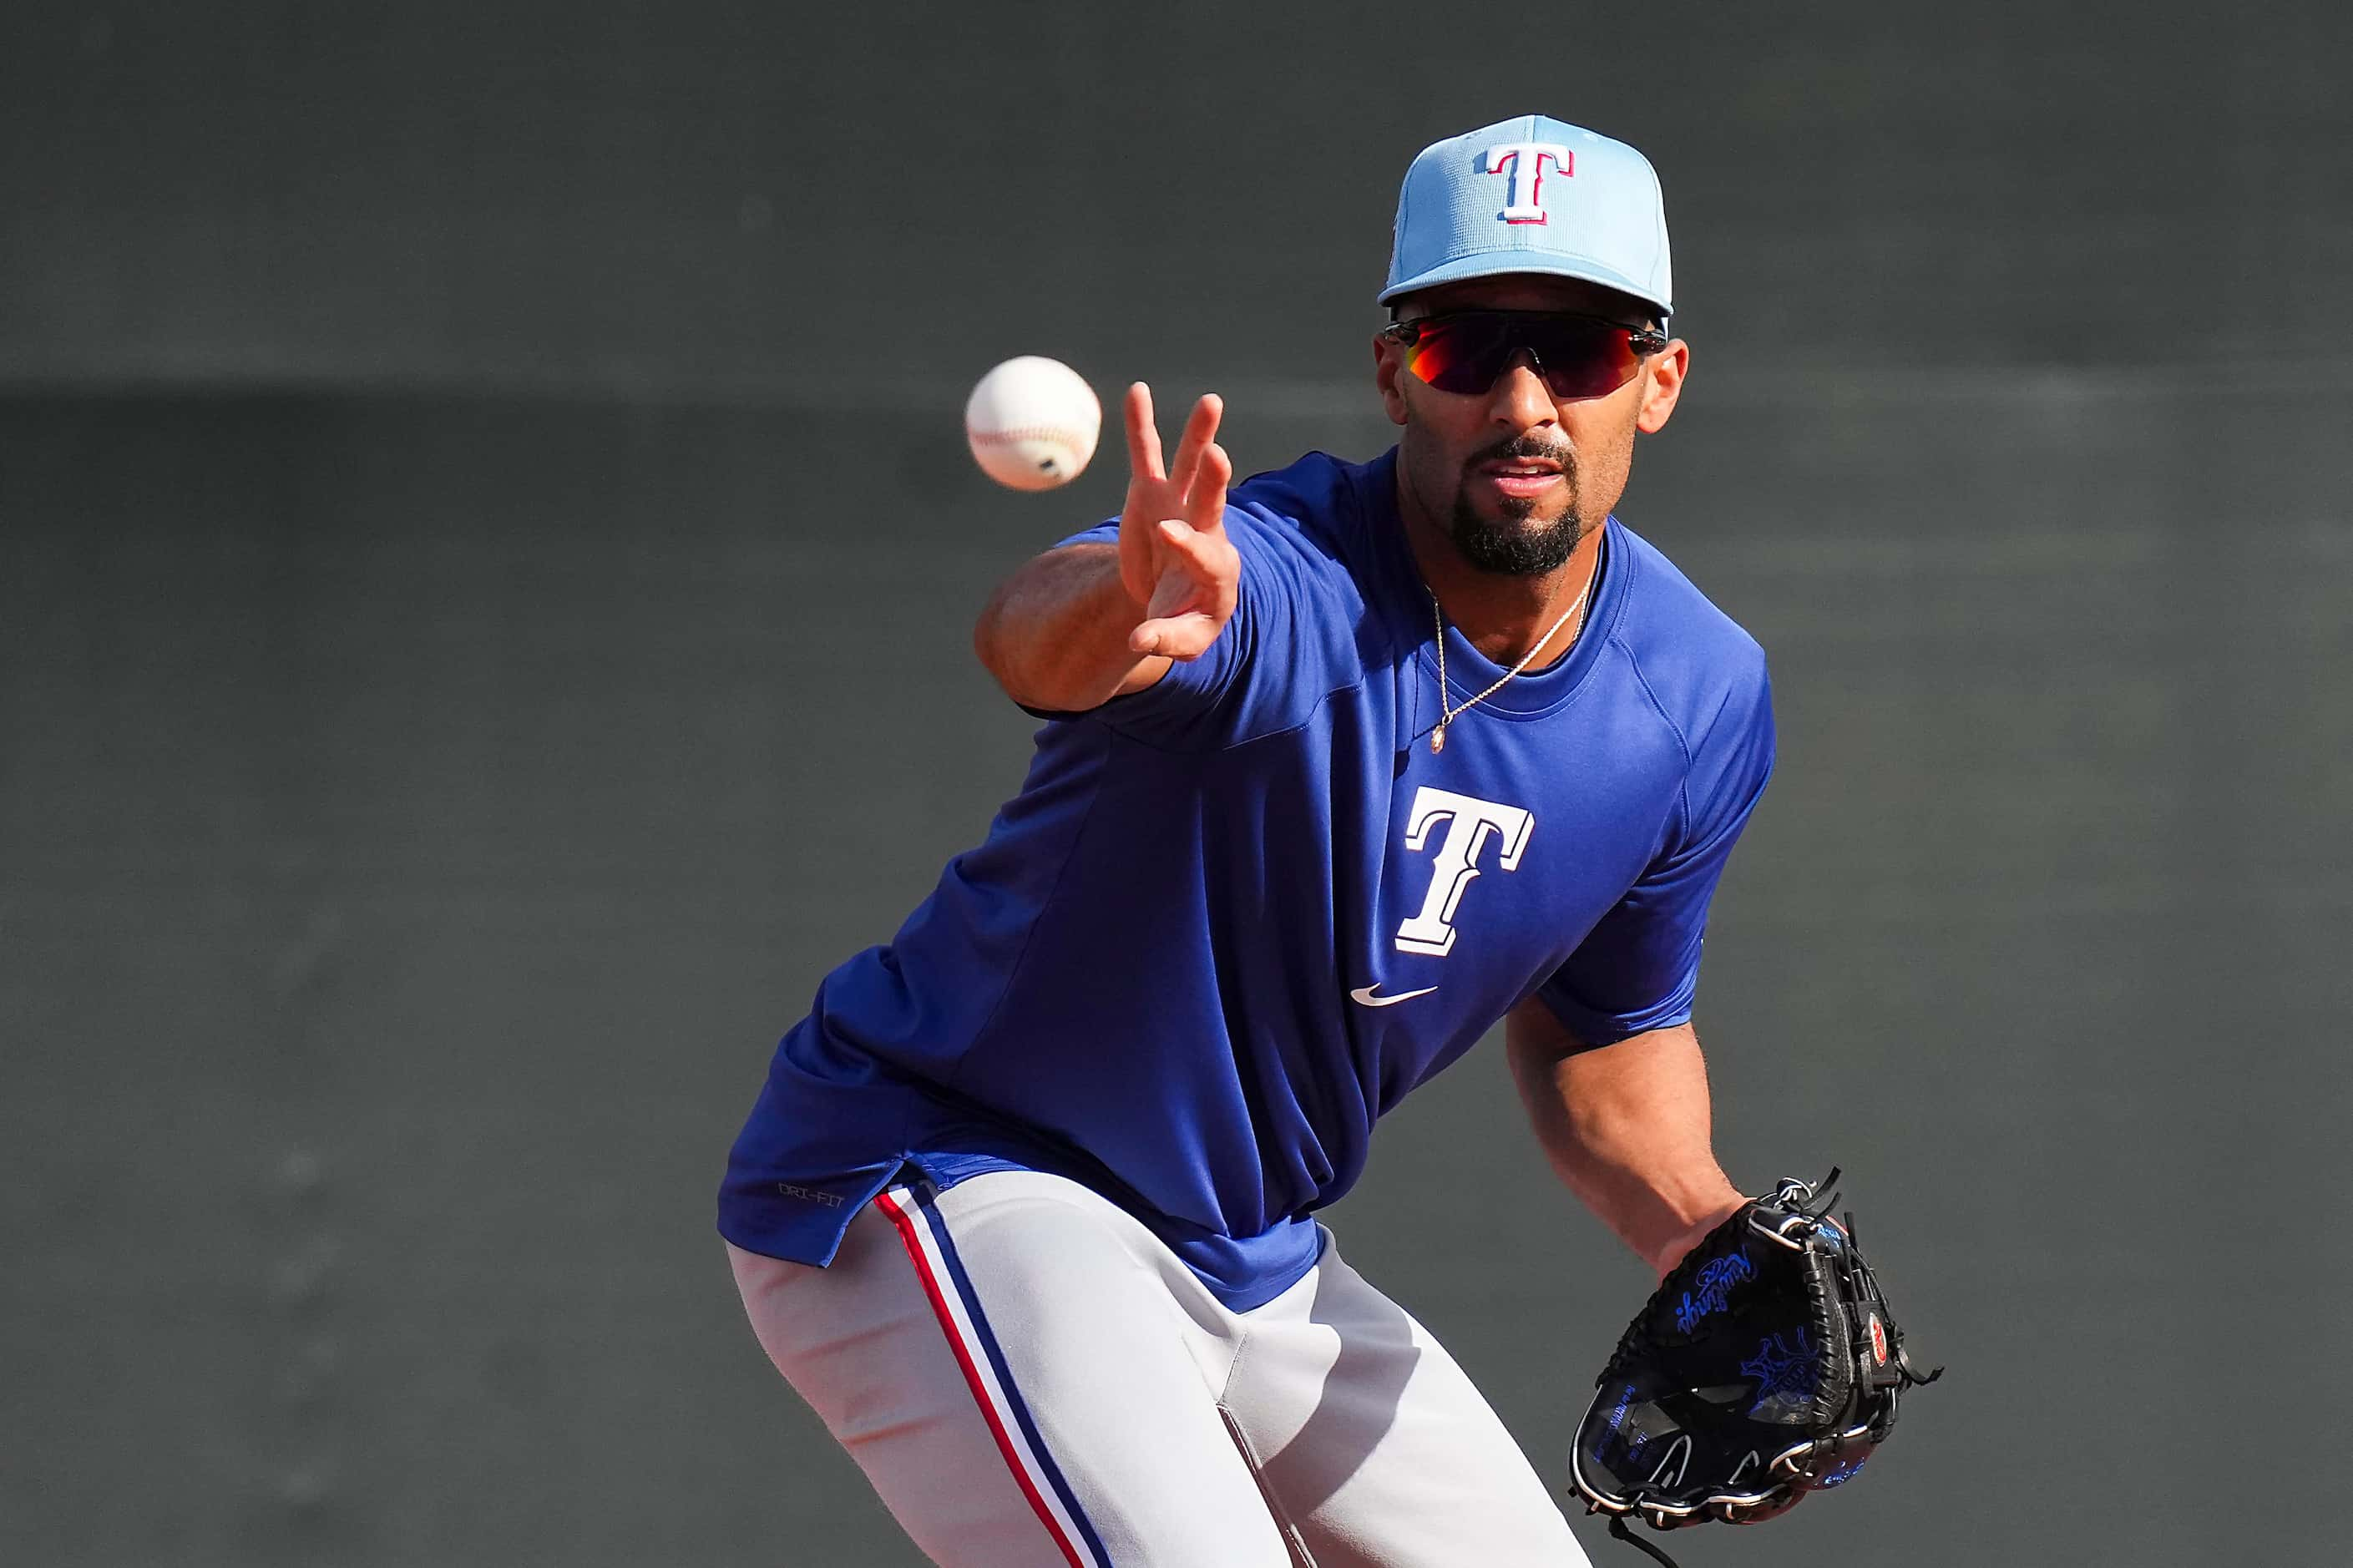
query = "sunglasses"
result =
(1380, 310, 1669, 401)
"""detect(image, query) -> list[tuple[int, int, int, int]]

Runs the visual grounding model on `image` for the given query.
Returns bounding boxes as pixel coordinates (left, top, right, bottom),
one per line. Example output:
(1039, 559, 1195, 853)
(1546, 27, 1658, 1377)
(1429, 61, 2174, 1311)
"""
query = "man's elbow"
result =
(974, 575, 1049, 706)
(971, 591, 1010, 688)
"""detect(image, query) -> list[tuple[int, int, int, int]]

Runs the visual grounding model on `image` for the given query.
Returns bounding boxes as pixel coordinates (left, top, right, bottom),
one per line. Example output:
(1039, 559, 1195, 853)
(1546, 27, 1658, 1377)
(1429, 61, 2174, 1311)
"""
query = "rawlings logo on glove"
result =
(1570, 1171, 1941, 1567)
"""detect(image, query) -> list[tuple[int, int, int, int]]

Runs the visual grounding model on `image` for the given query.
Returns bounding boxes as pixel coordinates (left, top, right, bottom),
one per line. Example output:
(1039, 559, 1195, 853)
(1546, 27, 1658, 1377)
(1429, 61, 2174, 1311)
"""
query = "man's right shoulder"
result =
(1224, 449, 1391, 587)
(1227, 449, 1369, 531)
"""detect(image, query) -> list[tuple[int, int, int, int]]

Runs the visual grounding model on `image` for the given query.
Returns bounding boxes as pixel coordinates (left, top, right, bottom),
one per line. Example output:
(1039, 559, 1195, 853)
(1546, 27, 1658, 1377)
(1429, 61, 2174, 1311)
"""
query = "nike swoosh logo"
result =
(1349, 984, 1436, 1008)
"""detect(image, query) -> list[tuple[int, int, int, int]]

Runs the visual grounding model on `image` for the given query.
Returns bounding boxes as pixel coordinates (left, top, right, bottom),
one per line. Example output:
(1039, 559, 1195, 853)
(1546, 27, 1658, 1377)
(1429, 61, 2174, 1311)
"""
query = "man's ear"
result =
(1373, 333, 1410, 427)
(1636, 338, 1689, 434)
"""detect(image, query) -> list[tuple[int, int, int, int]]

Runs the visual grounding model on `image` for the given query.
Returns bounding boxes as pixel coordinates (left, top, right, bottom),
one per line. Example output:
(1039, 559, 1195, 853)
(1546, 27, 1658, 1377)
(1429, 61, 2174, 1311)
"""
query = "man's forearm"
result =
(973, 544, 1170, 712)
(1505, 1006, 1746, 1277)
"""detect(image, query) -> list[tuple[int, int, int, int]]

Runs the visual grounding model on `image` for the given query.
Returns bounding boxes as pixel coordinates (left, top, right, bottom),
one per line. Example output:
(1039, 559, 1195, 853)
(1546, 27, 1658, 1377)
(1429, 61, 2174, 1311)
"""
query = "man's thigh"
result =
(1225, 1236, 1590, 1567)
(729, 1171, 1298, 1568)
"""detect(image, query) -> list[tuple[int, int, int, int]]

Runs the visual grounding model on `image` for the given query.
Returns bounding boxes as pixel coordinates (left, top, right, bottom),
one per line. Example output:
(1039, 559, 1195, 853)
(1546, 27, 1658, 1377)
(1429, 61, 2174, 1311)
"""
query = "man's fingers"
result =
(1185, 442, 1232, 532)
(1129, 517, 1237, 660)
(1155, 516, 1232, 575)
(1166, 393, 1223, 493)
(1122, 382, 1165, 483)
(1129, 612, 1218, 660)
(1154, 518, 1240, 609)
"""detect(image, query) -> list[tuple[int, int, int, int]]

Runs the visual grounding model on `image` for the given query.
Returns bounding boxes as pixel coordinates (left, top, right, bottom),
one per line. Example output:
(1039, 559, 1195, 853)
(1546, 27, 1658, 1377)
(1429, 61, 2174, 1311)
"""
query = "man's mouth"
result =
(1476, 457, 1566, 499)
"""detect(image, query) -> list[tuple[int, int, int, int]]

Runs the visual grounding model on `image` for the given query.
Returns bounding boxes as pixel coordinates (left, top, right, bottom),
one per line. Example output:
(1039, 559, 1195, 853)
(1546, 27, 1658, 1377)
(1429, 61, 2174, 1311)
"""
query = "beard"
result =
(1445, 436, 1584, 576)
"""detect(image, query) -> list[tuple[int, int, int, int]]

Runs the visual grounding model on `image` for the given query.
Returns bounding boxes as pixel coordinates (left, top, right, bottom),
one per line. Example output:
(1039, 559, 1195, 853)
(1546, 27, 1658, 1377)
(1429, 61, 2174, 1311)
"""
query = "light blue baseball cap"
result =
(1379, 114, 1673, 318)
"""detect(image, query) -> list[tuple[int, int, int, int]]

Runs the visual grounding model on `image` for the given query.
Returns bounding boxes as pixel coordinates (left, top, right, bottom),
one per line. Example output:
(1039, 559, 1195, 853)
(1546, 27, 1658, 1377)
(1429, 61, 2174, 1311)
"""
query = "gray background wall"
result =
(5, 3, 2350, 1565)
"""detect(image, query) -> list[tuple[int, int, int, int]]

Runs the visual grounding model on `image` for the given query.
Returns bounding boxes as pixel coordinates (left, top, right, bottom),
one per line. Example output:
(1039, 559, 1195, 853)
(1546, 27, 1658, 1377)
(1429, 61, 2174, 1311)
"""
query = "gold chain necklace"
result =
(1426, 573, 1592, 755)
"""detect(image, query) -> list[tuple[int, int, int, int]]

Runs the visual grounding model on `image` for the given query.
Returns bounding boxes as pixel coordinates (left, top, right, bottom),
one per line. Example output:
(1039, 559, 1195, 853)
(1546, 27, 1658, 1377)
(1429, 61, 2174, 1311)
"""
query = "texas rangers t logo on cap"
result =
(1483, 142, 1571, 225)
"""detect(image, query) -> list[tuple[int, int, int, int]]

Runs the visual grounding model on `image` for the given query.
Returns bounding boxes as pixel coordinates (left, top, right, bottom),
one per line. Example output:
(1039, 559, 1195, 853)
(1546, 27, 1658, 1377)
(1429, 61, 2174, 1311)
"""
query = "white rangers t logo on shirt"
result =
(1394, 787, 1534, 955)
(1482, 142, 1573, 225)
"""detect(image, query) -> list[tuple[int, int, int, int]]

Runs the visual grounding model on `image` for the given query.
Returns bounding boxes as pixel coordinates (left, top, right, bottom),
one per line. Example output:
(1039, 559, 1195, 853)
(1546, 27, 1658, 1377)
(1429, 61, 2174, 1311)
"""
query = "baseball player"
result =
(721, 114, 1771, 1566)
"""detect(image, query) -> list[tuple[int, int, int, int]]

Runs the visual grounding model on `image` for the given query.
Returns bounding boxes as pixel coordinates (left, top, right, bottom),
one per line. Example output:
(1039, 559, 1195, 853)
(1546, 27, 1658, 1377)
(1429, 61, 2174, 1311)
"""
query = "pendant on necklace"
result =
(1430, 724, 1446, 755)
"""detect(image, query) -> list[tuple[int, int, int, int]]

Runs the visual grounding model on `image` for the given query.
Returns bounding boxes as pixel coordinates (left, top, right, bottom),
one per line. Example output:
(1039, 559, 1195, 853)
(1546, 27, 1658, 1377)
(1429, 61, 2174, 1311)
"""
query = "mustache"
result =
(1465, 433, 1576, 475)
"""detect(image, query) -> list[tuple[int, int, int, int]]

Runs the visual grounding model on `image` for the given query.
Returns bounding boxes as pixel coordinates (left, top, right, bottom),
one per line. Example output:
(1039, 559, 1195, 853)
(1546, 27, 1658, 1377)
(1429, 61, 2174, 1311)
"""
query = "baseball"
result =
(964, 356, 1101, 492)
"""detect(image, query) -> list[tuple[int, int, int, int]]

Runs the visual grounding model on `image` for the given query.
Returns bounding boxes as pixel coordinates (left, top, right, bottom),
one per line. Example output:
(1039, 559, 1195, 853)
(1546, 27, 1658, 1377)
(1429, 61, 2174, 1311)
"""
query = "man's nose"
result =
(1486, 352, 1556, 430)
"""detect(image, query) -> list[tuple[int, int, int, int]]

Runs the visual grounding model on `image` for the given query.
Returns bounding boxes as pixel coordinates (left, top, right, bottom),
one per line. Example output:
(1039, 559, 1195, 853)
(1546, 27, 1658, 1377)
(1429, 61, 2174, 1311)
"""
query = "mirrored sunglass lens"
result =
(1408, 316, 1639, 399)
(1526, 320, 1639, 399)
(1405, 318, 1510, 393)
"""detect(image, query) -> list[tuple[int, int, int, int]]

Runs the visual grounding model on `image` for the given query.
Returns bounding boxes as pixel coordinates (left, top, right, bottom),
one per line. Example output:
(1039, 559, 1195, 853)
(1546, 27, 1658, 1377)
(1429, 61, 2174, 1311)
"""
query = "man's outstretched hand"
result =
(1118, 383, 1237, 660)
(970, 382, 1239, 713)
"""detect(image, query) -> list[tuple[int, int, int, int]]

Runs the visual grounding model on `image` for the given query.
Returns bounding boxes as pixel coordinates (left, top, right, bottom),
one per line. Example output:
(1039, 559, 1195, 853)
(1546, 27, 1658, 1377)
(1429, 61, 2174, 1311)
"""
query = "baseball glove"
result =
(1570, 1171, 1940, 1567)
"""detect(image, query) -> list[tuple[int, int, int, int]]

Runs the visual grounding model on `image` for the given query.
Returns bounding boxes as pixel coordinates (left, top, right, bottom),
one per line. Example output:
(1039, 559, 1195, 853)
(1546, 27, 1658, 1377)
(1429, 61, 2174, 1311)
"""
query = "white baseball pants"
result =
(726, 1169, 1589, 1566)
